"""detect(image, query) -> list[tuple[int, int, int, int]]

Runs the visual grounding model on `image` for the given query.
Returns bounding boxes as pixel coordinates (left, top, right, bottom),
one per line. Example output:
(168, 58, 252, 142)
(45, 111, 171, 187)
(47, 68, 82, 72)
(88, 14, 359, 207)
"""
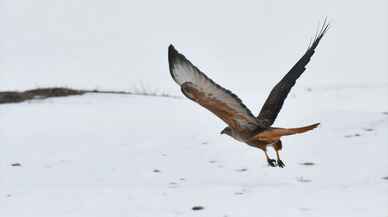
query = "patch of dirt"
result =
(192, 206, 204, 211)
(0, 88, 84, 104)
(10, 163, 22, 167)
(344, 133, 361, 138)
(0, 91, 27, 103)
(25, 88, 83, 98)
(0, 87, 178, 105)
(300, 162, 315, 166)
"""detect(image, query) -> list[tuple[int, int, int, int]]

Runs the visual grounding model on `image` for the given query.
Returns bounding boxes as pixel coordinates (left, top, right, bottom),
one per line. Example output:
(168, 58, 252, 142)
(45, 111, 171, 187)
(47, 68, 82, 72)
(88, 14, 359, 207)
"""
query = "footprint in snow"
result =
(297, 177, 312, 183)
(234, 188, 249, 195)
(344, 133, 361, 138)
(300, 162, 315, 166)
(168, 182, 179, 188)
(235, 168, 248, 172)
(208, 160, 224, 168)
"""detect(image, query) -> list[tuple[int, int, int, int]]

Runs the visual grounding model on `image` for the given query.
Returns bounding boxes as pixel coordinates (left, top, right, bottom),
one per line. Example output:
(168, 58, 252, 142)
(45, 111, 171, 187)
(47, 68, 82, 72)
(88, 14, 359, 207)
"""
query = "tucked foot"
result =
(267, 159, 277, 167)
(277, 160, 285, 168)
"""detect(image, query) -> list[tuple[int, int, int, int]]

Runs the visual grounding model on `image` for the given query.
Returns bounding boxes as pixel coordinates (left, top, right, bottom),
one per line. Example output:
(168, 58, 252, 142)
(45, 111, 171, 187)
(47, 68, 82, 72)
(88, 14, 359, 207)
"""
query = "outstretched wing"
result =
(257, 20, 330, 127)
(168, 45, 260, 133)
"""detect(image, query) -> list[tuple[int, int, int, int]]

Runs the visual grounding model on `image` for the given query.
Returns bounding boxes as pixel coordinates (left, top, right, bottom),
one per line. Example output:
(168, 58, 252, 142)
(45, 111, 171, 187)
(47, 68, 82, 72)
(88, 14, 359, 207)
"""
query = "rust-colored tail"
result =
(281, 123, 320, 136)
(254, 123, 320, 142)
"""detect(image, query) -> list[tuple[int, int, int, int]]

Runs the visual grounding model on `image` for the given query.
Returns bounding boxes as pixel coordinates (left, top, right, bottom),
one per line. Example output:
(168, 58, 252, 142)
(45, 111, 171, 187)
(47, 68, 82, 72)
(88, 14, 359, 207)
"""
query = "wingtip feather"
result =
(309, 18, 330, 49)
(168, 44, 176, 53)
(168, 44, 180, 83)
(168, 44, 177, 61)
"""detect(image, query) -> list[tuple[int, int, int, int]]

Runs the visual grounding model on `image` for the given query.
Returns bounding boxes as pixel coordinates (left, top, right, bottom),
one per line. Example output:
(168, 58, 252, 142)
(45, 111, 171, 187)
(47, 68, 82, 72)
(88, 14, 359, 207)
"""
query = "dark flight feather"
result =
(257, 20, 330, 127)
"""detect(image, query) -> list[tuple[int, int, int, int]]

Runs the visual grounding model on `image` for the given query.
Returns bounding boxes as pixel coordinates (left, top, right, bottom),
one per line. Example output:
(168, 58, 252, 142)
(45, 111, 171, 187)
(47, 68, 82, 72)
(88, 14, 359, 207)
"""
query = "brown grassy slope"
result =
(0, 87, 178, 104)
(0, 88, 85, 104)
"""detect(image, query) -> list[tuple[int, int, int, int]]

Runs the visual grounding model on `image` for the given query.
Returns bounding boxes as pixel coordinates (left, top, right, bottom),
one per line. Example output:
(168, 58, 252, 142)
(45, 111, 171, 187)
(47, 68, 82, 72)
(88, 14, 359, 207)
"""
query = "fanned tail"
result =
(254, 123, 320, 142)
(283, 123, 320, 135)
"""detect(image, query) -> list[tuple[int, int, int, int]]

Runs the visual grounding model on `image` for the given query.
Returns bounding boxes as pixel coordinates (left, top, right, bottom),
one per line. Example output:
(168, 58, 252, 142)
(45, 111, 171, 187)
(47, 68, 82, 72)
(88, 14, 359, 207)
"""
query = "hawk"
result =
(168, 21, 329, 168)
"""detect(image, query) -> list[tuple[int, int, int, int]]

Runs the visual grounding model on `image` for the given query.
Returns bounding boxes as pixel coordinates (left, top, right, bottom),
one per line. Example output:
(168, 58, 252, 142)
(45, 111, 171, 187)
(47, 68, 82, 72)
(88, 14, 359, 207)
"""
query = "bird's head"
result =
(220, 127, 232, 136)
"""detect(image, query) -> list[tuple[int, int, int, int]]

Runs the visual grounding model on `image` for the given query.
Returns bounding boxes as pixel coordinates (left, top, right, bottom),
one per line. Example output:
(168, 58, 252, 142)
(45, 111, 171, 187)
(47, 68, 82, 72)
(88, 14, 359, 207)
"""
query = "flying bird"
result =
(168, 21, 329, 168)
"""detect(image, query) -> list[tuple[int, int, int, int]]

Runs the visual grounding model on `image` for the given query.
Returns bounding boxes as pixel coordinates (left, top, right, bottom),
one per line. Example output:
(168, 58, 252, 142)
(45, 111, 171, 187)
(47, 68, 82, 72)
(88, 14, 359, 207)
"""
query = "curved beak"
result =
(220, 129, 225, 135)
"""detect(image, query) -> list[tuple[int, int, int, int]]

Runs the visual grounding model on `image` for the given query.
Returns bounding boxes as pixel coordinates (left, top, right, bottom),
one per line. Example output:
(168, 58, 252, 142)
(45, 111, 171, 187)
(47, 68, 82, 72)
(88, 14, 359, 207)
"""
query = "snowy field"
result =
(1, 0, 387, 216)
(1, 83, 387, 217)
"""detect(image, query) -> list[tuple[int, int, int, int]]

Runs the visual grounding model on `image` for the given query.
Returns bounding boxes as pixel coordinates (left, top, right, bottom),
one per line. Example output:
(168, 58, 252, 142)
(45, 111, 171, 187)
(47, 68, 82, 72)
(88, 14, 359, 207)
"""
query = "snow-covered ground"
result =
(1, 83, 387, 217)
(1, 0, 387, 216)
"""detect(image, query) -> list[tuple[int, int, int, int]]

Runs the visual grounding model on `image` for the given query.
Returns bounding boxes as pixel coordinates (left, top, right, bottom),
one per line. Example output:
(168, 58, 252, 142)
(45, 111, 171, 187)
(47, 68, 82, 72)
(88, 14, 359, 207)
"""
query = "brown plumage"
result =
(168, 20, 329, 168)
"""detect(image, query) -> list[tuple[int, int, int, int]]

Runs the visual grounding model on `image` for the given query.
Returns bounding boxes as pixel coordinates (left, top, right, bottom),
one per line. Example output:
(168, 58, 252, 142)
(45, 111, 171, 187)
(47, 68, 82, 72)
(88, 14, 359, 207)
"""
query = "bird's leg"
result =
(275, 150, 285, 168)
(274, 140, 285, 168)
(264, 150, 276, 167)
